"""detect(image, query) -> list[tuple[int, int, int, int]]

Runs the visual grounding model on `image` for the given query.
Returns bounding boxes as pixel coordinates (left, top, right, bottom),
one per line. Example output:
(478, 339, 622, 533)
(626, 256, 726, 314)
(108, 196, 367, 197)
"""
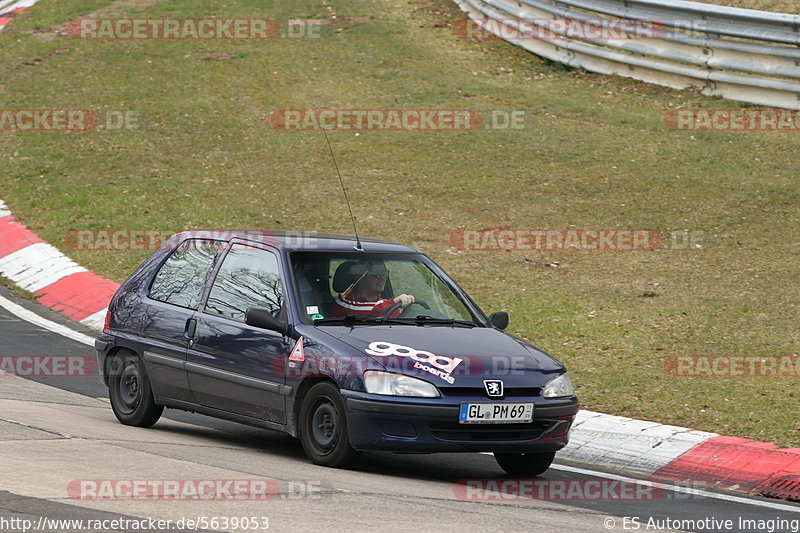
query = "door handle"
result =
(185, 318, 197, 339)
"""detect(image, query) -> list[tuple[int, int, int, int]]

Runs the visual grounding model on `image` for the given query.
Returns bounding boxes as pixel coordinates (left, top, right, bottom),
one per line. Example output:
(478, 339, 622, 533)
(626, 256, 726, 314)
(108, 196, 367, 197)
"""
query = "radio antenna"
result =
(323, 128, 363, 251)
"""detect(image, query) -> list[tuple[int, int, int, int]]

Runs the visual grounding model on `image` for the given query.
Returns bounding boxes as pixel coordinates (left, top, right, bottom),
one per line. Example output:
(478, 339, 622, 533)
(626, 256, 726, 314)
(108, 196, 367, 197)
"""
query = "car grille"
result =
(439, 387, 541, 399)
(429, 420, 555, 441)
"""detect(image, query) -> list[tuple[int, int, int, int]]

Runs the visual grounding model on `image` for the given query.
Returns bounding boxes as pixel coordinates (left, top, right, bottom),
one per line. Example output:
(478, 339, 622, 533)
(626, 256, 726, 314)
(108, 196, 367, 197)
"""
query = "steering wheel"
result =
(381, 298, 430, 319)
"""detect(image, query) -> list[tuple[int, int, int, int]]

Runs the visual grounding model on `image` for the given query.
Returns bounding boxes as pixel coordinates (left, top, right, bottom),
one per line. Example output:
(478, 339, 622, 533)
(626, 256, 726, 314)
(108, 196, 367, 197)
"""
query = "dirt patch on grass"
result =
(28, 0, 166, 40)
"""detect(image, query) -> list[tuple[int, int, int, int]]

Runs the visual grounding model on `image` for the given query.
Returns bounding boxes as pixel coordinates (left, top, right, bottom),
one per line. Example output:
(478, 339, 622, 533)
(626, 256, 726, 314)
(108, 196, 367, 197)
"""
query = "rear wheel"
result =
(108, 352, 163, 427)
(494, 451, 555, 476)
(299, 382, 358, 468)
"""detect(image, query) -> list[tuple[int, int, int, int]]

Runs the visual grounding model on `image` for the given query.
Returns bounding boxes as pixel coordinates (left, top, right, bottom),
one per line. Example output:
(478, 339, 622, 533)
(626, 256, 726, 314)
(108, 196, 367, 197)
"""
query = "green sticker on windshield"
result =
(311, 313, 324, 320)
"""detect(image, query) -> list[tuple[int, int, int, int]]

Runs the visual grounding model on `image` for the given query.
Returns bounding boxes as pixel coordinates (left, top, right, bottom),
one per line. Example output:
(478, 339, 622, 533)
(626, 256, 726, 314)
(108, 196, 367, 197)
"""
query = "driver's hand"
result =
(393, 294, 415, 307)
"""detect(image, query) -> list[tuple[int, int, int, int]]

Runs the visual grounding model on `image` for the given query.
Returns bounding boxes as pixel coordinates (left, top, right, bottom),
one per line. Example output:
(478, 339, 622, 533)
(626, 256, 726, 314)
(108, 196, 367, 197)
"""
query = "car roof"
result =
(171, 230, 422, 253)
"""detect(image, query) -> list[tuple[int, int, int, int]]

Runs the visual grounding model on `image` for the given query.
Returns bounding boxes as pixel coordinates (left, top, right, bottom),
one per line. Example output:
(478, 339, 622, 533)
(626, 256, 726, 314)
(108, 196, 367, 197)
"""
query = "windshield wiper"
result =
(400, 315, 478, 327)
(313, 315, 410, 326)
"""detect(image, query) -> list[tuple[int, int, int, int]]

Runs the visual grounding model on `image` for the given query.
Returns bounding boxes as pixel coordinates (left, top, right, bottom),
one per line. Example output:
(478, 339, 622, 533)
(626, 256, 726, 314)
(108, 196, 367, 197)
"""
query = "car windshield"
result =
(290, 252, 486, 326)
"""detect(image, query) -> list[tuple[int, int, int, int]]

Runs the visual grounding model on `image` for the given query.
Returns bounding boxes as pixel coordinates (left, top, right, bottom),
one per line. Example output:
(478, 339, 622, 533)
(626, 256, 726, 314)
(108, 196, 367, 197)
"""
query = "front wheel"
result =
(108, 352, 163, 427)
(494, 451, 555, 477)
(299, 382, 358, 468)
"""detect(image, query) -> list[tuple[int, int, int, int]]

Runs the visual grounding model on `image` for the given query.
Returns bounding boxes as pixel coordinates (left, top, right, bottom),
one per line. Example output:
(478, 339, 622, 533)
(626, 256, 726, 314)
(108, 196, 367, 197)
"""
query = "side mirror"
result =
(489, 311, 509, 330)
(246, 308, 288, 335)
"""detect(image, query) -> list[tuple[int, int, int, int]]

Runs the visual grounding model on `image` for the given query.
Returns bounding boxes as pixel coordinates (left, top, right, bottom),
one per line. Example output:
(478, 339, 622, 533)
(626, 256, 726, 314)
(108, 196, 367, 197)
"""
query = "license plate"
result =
(458, 402, 534, 424)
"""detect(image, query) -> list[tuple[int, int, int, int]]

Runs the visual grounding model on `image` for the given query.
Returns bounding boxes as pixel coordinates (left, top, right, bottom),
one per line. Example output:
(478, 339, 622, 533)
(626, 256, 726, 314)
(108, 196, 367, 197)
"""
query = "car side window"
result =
(149, 239, 223, 309)
(205, 244, 284, 321)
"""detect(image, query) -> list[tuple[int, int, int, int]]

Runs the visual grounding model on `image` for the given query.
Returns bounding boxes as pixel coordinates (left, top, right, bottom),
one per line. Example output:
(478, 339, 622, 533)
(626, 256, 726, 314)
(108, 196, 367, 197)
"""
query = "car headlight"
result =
(363, 371, 440, 398)
(543, 372, 574, 398)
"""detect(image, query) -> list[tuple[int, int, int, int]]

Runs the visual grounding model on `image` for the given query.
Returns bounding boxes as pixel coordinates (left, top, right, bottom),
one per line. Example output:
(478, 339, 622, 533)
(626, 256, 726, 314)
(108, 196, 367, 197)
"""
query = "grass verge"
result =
(0, 0, 798, 445)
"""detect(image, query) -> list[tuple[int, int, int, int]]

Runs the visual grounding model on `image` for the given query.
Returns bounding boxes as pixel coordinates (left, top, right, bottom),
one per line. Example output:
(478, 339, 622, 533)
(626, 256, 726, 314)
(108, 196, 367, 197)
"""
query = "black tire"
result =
(494, 451, 555, 477)
(299, 382, 358, 468)
(108, 352, 163, 427)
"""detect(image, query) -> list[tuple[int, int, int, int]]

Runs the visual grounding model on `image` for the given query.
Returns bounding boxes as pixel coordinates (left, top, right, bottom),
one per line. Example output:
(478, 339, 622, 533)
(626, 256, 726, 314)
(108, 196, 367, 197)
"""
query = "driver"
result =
(332, 260, 415, 317)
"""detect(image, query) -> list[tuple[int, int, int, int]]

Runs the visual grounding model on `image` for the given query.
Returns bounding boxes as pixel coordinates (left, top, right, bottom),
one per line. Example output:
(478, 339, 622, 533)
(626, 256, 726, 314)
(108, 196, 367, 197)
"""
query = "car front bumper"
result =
(341, 390, 579, 453)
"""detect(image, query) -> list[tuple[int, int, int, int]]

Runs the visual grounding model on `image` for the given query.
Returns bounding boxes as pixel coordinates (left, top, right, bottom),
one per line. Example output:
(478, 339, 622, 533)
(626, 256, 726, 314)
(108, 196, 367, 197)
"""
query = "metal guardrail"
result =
(454, 0, 800, 109)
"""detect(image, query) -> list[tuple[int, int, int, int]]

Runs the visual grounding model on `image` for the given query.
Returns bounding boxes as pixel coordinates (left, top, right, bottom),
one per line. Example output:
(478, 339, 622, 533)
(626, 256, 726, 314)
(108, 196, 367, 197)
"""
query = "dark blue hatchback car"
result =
(95, 231, 579, 475)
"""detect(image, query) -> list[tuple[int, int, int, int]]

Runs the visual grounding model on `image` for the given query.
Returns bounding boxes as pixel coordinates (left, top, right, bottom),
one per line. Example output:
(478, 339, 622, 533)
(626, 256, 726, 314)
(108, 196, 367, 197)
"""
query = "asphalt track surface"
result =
(1, 286, 799, 533)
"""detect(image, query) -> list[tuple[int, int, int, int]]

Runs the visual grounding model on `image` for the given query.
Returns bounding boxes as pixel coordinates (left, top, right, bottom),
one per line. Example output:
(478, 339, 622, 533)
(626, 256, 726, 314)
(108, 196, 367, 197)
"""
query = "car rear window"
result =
(149, 239, 223, 309)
